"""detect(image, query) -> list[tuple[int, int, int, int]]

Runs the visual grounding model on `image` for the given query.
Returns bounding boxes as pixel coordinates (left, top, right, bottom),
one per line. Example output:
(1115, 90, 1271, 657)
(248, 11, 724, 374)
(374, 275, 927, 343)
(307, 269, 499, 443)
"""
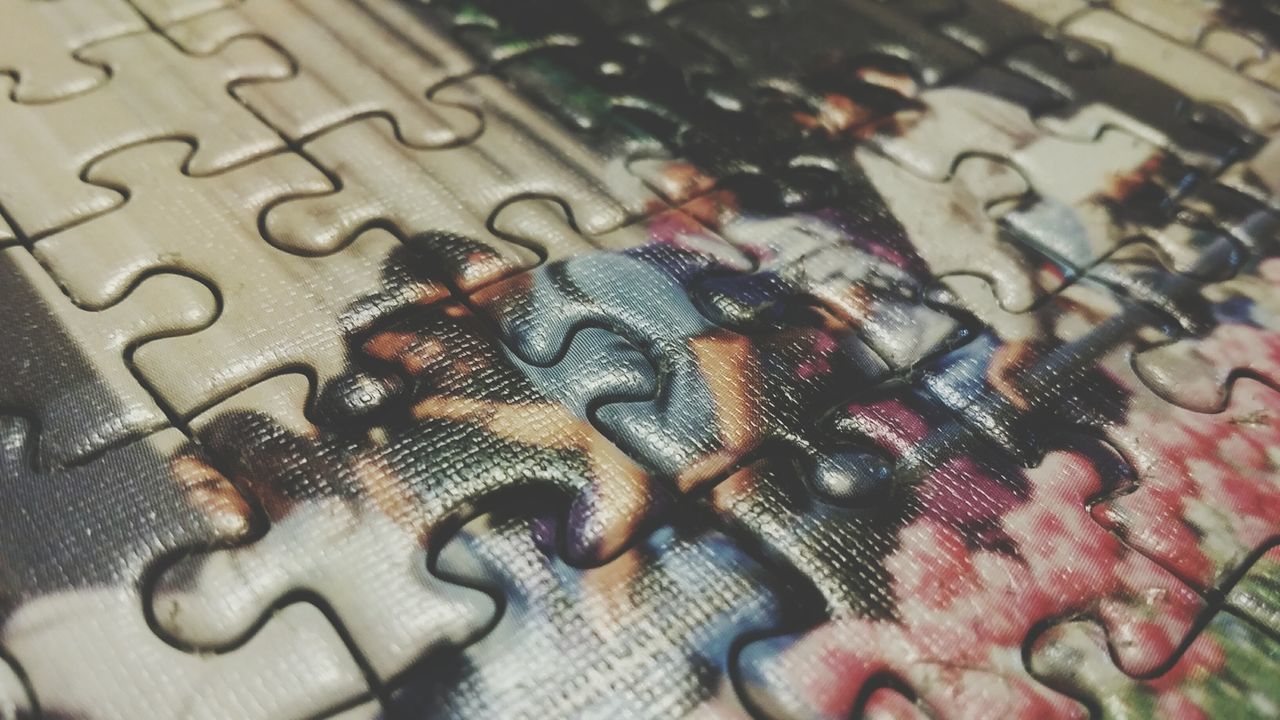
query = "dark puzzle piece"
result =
(380, 504, 788, 719)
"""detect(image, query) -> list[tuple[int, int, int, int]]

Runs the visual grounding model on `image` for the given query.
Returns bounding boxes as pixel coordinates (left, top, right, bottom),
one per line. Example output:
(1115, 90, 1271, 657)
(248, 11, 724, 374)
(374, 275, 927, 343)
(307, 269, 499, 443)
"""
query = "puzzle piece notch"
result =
(33, 139, 434, 420)
(1028, 609, 1280, 719)
(383, 505, 786, 719)
(0, 30, 289, 238)
(0, 245, 216, 467)
(0, 416, 370, 720)
(0, 0, 144, 103)
(150, 373, 497, 686)
(167, 0, 482, 148)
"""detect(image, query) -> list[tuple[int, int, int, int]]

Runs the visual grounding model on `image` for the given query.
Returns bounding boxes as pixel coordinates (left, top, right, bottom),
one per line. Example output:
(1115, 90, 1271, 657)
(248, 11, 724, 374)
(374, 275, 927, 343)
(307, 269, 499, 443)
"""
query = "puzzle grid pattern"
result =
(2, 0, 1280, 718)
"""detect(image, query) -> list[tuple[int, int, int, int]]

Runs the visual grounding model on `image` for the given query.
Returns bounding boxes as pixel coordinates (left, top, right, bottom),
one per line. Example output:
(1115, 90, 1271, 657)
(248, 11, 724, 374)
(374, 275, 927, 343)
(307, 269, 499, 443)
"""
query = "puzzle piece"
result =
(167, 0, 480, 147)
(1001, 37, 1254, 170)
(1029, 609, 1280, 719)
(0, 245, 215, 466)
(769, 57, 1223, 285)
(151, 374, 496, 686)
(1227, 545, 1280, 636)
(996, 128, 1231, 279)
(0, 0, 144, 103)
(1107, 0, 1280, 90)
(382, 506, 785, 719)
(732, 393, 1206, 719)
(0, 417, 370, 720)
(264, 73, 658, 289)
(1132, 203, 1280, 412)
(0, 655, 33, 720)
(1062, 9, 1280, 133)
(33, 140, 415, 419)
(0, 31, 288, 238)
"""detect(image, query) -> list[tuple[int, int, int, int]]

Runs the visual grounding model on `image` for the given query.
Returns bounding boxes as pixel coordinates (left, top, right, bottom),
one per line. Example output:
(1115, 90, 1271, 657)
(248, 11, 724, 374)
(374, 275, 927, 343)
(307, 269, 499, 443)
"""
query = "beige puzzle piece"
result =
(33, 141, 431, 418)
(0, 246, 216, 465)
(0, 0, 144, 103)
(0, 32, 288, 238)
(169, 0, 479, 147)
(856, 150, 1047, 312)
(266, 76, 656, 291)
(1063, 9, 1280, 132)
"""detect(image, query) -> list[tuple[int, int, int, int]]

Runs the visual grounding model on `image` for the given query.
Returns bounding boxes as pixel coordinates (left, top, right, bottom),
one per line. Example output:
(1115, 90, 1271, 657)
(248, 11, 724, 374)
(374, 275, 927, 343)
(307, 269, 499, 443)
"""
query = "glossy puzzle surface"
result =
(1, 0, 1280, 718)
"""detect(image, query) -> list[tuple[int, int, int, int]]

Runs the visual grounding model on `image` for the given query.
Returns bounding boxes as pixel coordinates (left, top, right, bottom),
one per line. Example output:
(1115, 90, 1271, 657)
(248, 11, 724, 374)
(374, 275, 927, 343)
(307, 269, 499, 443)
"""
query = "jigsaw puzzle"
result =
(1, 0, 1278, 718)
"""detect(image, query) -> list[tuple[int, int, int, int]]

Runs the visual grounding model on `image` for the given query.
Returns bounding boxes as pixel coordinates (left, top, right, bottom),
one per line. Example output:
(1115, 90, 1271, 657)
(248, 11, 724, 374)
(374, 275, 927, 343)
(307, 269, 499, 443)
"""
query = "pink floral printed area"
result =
(1093, 379, 1280, 591)
(741, 397, 1207, 720)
